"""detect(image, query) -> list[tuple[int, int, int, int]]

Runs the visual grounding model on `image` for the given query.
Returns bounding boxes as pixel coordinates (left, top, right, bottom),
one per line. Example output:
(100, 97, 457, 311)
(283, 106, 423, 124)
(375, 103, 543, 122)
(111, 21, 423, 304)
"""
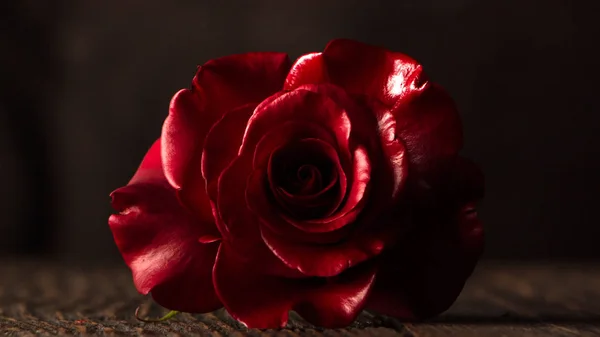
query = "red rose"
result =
(109, 39, 484, 329)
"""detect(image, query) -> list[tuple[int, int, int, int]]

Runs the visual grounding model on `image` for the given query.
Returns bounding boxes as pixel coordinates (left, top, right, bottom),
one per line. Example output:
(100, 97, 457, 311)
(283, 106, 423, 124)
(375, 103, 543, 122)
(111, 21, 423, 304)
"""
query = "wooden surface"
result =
(0, 260, 599, 336)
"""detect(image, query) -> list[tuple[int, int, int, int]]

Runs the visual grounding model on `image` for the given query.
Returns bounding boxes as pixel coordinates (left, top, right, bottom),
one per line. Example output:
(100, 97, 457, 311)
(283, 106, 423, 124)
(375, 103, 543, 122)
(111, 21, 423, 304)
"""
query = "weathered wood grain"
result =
(0, 260, 598, 336)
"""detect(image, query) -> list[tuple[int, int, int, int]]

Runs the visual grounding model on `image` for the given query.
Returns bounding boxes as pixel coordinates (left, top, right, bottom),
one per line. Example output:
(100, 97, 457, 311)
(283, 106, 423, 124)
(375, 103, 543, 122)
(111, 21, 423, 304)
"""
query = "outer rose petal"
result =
(108, 139, 221, 313)
(292, 261, 377, 328)
(367, 209, 483, 319)
(367, 157, 484, 319)
(213, 242, 377, 329)
(162, 52, 290, 202)
(321, 39, 424, 106)
(193, 52, 291, 119)
(161, 89, 205, 191)
(390, 83, 463, 177)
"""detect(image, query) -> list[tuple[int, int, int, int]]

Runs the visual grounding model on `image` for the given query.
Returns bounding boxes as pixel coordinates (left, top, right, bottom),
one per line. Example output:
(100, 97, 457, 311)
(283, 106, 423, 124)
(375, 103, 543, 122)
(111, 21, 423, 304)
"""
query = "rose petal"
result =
(212, 242, 292, 329)
(201, 103, 257, 208)
(108, 139, 221, 313)
(321, 39, 424, 106)
(215, 155, 261, 241)
(284, 52, 328, 89)
(367, 157, 484, 319)
(161, 89, 206, 190)
(292, 261, 377, 328)
(128, 138, 164, 185)
(213, 242, 378, 329)
(201, 104, 256, 188)
(390, 83, 463, 177)
(162, 52, 290, 201)
(193, 52, 290, 118)
(367, 210, 483, 319)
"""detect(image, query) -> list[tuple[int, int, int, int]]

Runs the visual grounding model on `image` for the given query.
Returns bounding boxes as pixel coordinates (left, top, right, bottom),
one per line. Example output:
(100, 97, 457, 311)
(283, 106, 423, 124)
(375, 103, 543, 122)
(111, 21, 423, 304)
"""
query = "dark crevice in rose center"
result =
(267, 139, 343, 220)
(278, 162, 331, 196)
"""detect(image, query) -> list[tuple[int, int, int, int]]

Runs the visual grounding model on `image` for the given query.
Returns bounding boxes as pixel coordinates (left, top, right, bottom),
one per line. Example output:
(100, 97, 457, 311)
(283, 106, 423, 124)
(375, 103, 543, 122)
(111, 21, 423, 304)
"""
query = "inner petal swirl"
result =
(267, 138, 345, 220)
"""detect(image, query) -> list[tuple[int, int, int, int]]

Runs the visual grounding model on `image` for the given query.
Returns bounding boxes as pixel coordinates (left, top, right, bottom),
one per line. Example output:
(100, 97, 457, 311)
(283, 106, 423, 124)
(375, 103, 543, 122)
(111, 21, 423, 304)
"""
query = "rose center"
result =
(267, 138, 343, 219)
(276, 157, 333, 196)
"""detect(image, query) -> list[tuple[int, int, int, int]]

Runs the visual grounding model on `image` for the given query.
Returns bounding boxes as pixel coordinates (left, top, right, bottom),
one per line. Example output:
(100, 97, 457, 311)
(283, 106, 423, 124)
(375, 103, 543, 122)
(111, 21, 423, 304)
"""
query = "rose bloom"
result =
(109, 39, 484, 329)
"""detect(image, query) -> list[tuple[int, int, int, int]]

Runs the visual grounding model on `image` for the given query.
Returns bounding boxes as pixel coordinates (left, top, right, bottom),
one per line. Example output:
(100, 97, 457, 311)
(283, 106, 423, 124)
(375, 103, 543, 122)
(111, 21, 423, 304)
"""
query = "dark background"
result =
(1, 0, 598, 264)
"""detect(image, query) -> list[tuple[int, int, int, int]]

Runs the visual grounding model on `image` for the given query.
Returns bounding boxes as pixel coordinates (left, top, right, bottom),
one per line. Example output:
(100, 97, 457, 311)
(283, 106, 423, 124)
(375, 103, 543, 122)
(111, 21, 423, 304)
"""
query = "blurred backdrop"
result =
(1, 0, 598, 263)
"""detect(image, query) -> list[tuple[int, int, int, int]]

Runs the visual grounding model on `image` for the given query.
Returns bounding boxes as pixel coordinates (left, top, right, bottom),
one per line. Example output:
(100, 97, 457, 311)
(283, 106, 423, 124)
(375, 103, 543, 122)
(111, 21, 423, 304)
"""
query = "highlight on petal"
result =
(213, 242, 377, 329)
(161, 89, 206, 190)
(109, 139, 221, 313)
(284, 52, 328, 90)
(128, 138, 164, 185)
(322, 38, 424, 106)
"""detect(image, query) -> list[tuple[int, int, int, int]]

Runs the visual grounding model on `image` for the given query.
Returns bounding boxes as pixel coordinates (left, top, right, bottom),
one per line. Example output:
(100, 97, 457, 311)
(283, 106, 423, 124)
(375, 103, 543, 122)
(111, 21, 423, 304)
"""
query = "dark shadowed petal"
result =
(390, 83, 463, 177)
(201, 104, 256, 187)
(213, 242, 378, 329)
(284, 52, 328, 89)
(108, 139, 221, 313)
(193, 52, 290, 119)
(215, 155, 262, 241)
(366, 210, 483, 319)
(201, 103, 256, 204)
(367, 157, 484, 319)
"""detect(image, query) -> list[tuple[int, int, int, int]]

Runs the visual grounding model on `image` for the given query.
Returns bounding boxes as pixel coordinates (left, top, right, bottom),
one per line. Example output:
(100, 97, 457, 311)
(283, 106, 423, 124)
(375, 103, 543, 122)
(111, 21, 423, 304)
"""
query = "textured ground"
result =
(1, 260, 599, 336)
